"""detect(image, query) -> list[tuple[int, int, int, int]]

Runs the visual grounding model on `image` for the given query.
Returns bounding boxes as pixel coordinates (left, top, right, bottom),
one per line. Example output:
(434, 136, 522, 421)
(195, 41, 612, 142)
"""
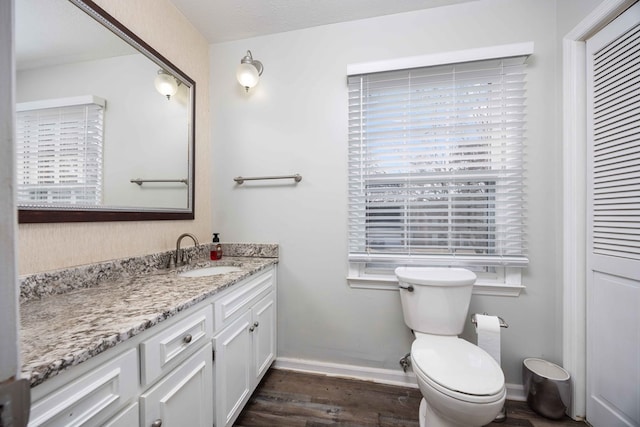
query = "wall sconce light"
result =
(236, 50, 264, 92)
(154, 69, 180, 100)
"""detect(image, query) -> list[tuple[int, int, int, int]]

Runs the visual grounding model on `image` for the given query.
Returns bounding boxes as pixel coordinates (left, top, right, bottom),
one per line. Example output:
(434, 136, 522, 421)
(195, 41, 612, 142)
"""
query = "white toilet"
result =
(395, 266, 506, 427)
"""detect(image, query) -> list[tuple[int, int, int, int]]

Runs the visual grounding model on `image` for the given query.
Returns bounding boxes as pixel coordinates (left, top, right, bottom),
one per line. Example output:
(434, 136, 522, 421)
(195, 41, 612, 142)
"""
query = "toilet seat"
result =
(411, 334, 505, 404)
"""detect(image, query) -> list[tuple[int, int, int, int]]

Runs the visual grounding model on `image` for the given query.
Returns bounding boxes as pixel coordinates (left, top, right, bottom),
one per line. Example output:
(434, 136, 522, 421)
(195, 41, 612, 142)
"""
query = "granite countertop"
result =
(20, 250, 277, 388)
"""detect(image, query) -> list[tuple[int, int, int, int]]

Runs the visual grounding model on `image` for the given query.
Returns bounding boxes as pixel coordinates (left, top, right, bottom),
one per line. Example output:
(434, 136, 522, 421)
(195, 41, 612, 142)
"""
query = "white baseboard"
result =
(506, 383, 526, 402)
(274, 357, 419, 388)
(274, 357, 526, 402)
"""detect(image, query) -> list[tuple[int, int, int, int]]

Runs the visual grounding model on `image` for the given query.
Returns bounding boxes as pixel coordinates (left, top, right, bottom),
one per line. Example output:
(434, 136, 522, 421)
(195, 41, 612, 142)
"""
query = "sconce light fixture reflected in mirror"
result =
(236, 50, 264, 92)
(154, 69, 180, 100)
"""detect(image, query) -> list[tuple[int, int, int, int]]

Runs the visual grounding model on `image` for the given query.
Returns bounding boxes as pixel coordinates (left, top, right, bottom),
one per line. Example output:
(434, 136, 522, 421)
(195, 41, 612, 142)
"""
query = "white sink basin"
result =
(178, 265, 243, 278)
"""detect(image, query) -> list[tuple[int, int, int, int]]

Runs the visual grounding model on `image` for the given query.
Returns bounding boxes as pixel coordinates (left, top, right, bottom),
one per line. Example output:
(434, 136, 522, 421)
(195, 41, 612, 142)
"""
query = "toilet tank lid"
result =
(395, 267, 476, 286)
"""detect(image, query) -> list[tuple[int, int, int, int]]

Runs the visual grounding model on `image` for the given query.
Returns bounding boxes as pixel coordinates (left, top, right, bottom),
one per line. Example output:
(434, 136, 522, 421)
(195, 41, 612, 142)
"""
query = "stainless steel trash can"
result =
(522, 358, 571, 419)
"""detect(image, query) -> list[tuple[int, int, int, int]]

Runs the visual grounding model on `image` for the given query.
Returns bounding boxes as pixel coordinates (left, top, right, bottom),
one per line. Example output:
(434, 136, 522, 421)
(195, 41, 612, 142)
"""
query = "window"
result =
(347, 46, 531, 292)
(16, 96, 105, 206)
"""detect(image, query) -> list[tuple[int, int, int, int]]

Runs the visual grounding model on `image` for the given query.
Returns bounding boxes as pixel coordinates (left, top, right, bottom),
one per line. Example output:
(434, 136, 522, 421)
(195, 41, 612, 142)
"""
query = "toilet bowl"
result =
(395, 267, 506, 427)
(412, 333, 506, 427)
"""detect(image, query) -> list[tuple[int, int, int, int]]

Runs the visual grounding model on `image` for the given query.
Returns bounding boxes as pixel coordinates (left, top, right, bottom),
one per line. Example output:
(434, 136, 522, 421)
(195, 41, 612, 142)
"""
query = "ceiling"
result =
(15, 0, 473, 70)
(168, 0, 473, 44)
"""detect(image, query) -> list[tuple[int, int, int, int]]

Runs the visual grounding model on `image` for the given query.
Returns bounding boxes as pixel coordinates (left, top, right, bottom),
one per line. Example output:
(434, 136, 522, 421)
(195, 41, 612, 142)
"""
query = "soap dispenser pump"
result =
(211, 233, 222, 260)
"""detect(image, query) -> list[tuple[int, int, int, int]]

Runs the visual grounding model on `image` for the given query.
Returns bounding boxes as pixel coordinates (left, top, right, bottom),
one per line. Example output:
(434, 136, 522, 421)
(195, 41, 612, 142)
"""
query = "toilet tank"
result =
(395, 267, 476, 335)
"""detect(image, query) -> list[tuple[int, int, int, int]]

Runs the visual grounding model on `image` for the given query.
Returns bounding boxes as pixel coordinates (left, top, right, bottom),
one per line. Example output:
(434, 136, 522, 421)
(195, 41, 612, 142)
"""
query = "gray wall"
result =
(210, 0, 603, 387)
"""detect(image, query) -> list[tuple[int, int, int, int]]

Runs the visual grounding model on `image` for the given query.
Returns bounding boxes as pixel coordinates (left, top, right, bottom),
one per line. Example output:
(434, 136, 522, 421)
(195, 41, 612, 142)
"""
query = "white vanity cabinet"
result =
(28, 305, 214, 427)
(213, 268, 276, 427)
(27, 264, 276, 427)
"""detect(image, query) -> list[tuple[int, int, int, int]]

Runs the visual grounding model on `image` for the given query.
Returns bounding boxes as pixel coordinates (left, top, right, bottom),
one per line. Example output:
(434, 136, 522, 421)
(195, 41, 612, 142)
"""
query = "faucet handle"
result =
(167, 254, 176, 269)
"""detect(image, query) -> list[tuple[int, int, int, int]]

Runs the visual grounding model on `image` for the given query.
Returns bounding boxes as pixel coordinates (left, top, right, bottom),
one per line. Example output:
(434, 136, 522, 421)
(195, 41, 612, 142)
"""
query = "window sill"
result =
(346, 275, 525, 297)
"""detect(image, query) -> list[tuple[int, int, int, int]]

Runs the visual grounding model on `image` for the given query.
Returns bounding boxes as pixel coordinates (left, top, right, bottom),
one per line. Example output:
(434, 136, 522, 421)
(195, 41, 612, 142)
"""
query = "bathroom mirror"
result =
(15, 0, 195, 223)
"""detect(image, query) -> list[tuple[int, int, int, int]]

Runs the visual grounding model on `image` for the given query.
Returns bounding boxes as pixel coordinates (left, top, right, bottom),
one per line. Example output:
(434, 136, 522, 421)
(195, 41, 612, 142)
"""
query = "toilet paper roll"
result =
(475, 314, 501, 365)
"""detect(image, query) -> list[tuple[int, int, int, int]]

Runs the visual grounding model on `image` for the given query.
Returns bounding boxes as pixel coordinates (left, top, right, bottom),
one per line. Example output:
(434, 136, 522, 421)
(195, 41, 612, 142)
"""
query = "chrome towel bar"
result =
(234, 174, 302, 185)
(130, 178, 188, 186)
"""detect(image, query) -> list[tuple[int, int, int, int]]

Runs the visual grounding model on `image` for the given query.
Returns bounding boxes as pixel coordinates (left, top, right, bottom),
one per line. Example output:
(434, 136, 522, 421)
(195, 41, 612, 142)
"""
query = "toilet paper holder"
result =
(471, 313, 509, 328)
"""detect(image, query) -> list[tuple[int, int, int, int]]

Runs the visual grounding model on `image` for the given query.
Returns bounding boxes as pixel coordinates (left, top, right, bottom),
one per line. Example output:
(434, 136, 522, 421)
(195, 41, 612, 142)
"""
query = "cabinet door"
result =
(102, 402, 139, 427)
(253, 292, 275, 383)
(213, 311, 252, 427)
(140, 342, 213, 427)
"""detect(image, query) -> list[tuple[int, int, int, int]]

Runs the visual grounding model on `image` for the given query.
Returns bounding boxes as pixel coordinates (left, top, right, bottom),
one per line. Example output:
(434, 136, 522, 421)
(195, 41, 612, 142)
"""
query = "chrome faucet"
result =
(171, 233, 200, 267)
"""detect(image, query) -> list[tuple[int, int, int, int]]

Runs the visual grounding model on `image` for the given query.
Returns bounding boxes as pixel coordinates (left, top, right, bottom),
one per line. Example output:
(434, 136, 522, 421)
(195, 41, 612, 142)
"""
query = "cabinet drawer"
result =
(29, 348, 138, 427)
(140, 305, 213, 387)
(214, 268, 274, 332)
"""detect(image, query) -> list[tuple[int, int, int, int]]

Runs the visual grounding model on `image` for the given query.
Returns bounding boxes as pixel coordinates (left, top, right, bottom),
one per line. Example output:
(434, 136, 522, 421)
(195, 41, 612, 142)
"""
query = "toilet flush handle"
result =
(398, 283, 414, 292)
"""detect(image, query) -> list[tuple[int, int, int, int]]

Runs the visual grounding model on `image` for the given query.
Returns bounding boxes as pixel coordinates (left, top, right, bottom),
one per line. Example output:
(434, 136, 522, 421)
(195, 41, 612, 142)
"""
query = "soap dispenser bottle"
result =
(211, 233, 222, 260)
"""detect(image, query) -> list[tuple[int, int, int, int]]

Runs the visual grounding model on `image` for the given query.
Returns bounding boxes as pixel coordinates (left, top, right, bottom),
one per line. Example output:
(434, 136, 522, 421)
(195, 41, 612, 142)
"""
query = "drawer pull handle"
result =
(253, 321, 259, 327)
(152, 419, 163, 427)
(183, 334, 193, 344)
(249, 326, 255, 332)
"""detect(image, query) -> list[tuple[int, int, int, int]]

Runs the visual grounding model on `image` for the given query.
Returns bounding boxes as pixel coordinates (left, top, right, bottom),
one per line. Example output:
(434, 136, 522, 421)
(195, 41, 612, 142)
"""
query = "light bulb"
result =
(236, 63, 259, 91)
(154, 71, 178, 100)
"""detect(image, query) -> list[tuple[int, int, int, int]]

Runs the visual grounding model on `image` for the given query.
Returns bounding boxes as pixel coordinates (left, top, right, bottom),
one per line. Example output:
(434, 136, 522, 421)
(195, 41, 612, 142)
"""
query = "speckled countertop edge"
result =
(19, 244, 278, 388)
(20, 242, 278, 303)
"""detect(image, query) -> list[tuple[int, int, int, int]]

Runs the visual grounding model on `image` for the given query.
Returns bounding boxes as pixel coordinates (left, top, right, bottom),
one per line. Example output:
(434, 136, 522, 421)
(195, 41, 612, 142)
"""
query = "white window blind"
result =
(16, 96, 105, 206)
(591, 20, 640, 261)
(348, 56, 529, 267)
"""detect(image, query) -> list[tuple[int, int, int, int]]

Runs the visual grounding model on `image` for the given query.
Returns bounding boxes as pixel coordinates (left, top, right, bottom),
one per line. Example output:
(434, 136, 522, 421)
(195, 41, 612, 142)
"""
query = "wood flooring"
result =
(234, 369, 586, 427)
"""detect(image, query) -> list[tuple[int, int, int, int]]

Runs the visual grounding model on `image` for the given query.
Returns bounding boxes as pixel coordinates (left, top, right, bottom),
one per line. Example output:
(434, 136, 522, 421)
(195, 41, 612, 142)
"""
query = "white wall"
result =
(210, 0, 603, 386)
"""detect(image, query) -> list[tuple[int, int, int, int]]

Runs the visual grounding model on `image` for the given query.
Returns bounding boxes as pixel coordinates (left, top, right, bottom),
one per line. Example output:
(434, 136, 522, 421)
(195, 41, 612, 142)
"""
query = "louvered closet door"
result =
(585, 2, 640, 426)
